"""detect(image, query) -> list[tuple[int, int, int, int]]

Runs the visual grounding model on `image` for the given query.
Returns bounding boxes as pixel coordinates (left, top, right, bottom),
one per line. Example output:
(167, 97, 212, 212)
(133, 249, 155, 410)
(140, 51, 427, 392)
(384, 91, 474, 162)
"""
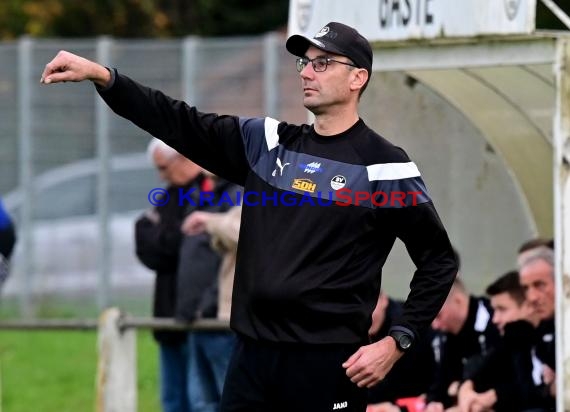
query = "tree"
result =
(0, 0, 289, 39)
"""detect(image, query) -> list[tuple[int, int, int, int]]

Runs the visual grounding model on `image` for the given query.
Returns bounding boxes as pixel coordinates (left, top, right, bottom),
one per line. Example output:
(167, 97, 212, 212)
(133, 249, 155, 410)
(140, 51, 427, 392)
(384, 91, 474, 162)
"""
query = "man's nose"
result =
(300, 63, 314, 78)
(526, 288, 540, 304)
(432, 318, 441, 329)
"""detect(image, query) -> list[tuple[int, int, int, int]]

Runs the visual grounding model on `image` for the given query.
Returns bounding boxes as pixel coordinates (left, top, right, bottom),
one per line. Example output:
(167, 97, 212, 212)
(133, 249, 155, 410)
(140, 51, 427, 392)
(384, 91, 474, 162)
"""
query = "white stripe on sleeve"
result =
(264, 117, 280, 151)
(366, 162, 420, 181)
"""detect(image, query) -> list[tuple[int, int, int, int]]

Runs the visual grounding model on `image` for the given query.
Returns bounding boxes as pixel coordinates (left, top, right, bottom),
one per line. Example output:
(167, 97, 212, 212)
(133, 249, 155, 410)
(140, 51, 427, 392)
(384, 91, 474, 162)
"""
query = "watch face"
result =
(399, 334, 412, 350)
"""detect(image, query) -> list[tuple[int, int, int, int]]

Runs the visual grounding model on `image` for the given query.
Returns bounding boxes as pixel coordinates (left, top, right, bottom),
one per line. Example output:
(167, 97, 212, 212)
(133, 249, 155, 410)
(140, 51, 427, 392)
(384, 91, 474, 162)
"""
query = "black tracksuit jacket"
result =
(99, 70, 457, 345)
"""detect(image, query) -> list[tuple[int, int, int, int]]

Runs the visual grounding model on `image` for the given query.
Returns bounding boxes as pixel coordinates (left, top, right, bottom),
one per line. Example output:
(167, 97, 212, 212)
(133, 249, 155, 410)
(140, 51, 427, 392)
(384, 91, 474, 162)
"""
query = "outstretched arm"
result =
(40, 51, 111, 88)
(40, 50, 252, 186)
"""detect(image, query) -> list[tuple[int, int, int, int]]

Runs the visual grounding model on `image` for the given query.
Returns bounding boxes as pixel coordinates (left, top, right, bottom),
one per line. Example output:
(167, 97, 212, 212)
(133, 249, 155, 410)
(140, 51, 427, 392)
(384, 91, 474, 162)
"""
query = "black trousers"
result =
(220, 335, 367, 412)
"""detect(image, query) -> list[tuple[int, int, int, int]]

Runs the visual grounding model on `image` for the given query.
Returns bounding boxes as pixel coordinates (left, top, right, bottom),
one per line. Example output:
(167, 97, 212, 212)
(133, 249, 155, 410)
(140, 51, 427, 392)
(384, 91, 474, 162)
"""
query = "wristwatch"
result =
(389, 329, 413, 352)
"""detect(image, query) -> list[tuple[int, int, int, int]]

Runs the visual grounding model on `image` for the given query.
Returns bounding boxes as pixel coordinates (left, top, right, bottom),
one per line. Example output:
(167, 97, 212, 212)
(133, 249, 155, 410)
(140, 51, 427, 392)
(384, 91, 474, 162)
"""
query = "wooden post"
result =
(96, 308, 137, 412)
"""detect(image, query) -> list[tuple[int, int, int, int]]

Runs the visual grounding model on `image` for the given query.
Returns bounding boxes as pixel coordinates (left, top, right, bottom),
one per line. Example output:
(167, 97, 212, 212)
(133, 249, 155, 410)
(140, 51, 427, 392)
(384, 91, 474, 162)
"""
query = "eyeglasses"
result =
(296, 56, 357, 73)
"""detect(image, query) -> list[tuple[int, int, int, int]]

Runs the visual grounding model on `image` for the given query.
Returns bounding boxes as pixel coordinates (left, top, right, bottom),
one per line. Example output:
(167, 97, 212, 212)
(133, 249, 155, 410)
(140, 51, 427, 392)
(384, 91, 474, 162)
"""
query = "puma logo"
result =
(272, 157, 290, 177)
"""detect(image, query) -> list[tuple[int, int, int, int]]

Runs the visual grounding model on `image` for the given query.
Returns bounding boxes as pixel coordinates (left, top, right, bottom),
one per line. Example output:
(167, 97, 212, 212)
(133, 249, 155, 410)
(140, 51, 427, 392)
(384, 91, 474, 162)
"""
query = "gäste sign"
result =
(288, 0, 537, 41)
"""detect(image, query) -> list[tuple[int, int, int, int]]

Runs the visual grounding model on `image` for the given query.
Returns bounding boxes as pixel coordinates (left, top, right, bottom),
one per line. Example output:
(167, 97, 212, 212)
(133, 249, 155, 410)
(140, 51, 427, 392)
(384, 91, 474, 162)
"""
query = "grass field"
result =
(0, 293, 165, 411)
(1, 324, 161, 411)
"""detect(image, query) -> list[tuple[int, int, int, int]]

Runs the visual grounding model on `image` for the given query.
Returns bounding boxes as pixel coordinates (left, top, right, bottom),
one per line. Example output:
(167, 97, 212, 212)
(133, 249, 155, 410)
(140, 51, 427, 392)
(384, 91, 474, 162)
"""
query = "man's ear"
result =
(350, 68, 368, 92)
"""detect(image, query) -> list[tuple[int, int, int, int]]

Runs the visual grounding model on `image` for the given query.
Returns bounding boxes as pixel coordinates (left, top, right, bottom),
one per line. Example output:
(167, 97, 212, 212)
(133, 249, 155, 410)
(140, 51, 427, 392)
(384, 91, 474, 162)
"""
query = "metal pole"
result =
(0, 316, 229, 331)
(182, 36, 199, 104)
(0, 318, 99, 330)
(17, 37, 33, 318)
(95, 37, 112, 310)
(553, 37, 570, 411)
(119, 317, 230, 331)
(263, 32, 280, 118)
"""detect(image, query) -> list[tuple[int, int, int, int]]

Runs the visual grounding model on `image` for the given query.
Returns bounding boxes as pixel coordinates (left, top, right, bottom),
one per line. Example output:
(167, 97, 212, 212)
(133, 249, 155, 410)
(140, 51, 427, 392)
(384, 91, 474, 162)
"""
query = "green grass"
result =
(0, 293, 160, 411)
(0, 330, 160, 412)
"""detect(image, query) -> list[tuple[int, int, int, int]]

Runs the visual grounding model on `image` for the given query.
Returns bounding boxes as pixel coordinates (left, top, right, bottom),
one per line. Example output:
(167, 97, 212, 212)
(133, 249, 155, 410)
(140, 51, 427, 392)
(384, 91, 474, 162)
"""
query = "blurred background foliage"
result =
(0, 0, 290, 39)
(0, 0, 567, 39)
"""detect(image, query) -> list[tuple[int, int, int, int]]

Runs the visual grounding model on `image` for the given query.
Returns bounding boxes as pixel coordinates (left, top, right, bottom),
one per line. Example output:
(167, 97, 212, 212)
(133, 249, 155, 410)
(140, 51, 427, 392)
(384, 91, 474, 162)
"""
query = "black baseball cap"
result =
(286, 22, 373, 74)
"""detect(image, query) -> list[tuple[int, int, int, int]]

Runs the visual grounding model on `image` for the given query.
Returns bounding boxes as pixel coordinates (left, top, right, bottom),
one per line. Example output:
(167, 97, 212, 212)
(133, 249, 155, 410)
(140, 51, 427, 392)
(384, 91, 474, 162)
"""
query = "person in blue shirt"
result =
(0, 197, 16, 291)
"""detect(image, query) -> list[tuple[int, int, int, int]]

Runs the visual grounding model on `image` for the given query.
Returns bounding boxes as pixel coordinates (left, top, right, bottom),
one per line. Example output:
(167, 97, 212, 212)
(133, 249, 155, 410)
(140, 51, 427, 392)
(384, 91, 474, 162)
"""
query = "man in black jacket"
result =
(41, 22, 457, 412)
(426, 277, 501, 410)
(135, 138, 203, 412)
(457, 270, 550, 412)
(519, 246, 556, 405)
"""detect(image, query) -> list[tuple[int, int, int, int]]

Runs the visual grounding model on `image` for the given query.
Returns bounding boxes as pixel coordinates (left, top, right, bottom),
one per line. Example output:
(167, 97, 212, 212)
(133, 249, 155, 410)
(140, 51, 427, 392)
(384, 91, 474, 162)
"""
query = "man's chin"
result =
(303, 100, 323, 115)
(536, 309, 553, 321)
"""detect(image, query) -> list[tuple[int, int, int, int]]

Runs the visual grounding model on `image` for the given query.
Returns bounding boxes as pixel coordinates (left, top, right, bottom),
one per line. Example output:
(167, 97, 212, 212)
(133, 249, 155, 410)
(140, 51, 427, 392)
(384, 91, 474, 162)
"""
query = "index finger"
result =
(342, 347, 362, 369)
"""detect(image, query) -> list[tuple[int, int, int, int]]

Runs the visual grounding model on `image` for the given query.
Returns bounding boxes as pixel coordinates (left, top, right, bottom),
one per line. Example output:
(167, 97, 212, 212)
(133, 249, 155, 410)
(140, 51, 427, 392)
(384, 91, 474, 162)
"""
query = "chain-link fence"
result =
(0, 33, 307, 317)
